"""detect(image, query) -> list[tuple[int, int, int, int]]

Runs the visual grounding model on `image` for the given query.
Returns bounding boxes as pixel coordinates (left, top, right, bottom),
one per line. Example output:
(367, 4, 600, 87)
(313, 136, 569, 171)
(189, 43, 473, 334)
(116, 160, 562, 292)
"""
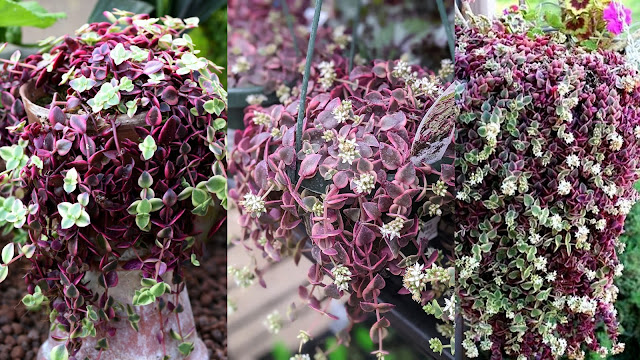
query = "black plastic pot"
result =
(291, 225, 455, 360)
(228, 86, 279, 130)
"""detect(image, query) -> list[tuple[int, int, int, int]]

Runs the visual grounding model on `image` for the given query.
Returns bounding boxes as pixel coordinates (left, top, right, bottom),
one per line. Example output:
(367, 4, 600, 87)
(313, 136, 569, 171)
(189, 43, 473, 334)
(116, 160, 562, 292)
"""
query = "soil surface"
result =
(0, 232, 227, 360)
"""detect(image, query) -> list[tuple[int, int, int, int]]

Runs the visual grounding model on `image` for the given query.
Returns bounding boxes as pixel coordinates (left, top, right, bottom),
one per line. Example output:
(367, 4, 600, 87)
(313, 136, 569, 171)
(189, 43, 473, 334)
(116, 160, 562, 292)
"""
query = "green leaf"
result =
(50, 344, 69, 360)
(135, 213, 151, 230)
(149, 282, 167, 297)
(178, 342, 195, 356)
(206, 175, 226, 194)
(141, 278, 157, 287)
(1, 243, 13, 264)
(191, 254, 200, 267)
(0, 0, 65, 28)
(0, 264, 8, 283)
(137, 199, 152, 214)
(203, 98, 225, 115)
(132, 289, 155, 306)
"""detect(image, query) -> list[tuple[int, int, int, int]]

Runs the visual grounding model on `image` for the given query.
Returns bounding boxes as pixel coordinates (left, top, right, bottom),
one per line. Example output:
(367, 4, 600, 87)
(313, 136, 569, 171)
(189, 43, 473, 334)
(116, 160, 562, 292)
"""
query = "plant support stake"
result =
(294, 0, 323, 182)
(348, 0, 362, 73)
(436, 0, 455, 60)
(281, 0, 301, 58)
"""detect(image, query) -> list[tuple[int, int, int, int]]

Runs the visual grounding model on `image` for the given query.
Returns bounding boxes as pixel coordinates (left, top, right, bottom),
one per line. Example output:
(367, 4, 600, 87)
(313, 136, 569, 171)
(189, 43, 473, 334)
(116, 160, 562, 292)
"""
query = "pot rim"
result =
(19, 79, 147, 138)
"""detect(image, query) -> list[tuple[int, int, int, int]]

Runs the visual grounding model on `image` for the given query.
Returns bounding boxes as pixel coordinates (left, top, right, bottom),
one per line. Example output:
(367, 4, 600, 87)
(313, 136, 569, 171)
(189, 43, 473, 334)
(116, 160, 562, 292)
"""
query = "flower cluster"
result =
(230, 58, 455, 355)
(456, 16, 640, 359)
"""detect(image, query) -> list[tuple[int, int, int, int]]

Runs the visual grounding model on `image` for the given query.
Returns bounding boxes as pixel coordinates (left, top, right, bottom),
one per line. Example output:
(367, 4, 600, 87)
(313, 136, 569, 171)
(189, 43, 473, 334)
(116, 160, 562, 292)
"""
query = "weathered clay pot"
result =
(37, 270, 208, 360)
(19, 80, 145, 140)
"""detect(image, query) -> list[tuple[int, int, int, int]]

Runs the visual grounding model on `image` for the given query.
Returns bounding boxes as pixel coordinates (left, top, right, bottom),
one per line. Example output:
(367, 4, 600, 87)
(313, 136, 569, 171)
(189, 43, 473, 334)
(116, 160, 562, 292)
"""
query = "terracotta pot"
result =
(19, 80, 146, 140)
(37, 270, 208, 360)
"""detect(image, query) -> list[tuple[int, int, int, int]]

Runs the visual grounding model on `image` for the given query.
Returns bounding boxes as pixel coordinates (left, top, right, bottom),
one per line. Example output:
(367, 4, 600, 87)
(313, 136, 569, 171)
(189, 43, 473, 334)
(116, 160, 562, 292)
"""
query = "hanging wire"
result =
(281, 0, 301, 58)
(436, 0, 455, 60)
(294, 0, 324, 181)
(348, 0, 362, 73)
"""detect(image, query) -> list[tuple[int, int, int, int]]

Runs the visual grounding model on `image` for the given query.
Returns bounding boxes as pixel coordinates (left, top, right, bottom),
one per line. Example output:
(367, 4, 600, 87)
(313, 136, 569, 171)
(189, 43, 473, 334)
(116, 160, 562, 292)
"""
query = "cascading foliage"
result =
(455, 14, 640, 360)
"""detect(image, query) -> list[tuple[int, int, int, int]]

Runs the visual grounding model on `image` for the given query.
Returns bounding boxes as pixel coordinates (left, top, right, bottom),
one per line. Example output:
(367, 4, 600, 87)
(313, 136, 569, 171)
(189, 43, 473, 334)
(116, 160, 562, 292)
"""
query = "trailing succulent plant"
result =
(455, 7, 640, 359)
(0, 10, 226, 358)
(229, 57, 456, 357)
(228, 0, 353, 104)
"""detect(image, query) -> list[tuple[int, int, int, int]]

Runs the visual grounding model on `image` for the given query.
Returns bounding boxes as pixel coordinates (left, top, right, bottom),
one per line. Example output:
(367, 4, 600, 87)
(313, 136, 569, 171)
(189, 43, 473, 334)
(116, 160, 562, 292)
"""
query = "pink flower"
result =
(603, 1, 632, 35)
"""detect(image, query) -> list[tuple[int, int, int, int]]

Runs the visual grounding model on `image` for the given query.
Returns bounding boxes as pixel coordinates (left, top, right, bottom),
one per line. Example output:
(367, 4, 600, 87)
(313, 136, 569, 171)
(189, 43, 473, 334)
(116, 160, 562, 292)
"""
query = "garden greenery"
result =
(0, 9, 226, 359)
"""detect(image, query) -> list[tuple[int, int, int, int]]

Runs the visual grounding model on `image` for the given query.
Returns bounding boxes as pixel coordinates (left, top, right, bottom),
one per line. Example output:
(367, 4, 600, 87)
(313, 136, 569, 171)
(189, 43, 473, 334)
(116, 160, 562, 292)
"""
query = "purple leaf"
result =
(144, 61, 164, 74)
(70, 115, 87, 134)
(299, 154, 322, 178)
(379, 112, 406, 131)
(146, 106, 163, 126)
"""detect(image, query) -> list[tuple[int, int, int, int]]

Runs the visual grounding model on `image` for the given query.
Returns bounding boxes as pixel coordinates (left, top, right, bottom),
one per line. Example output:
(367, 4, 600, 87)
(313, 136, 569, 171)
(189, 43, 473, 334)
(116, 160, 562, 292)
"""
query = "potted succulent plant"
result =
(227, 0, 352, 129)
(229, 56, 456, 358)
(455, 1, 640, 358)
(0, 9, 226, 360)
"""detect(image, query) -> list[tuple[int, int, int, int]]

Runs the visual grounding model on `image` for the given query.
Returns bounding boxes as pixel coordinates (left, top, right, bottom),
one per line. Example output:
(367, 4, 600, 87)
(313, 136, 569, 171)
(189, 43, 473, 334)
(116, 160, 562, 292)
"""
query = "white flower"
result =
(432, 180, 448, 197)
(617, 198, 634, 215)
(562, 132, 575, 144)
(635, 126, 640, 139)
(608, 132, 623, 151)
(533, 256, 548, 271)
(318, 61, 337, 90)
(429, 203, 442, 216)
(603, 184, 617, 198)
(381, 217, 404, 240)
(252, 111, 272, 127)
(591, 163, 601, 176)
(276, 84, 291, 104)
(615, 263, 624, 277)
(239, 193, 266, 217)
(501, 178, 517, 196)
(231, 56, 250, 74)
(442, 294, 456, 320)
(332, 100, 353, 124)
(228, 265, 255, 288)
(575, 225, 589, 243)
(550, 214, 563, 231)
(264, 311, 283, 334)
(392, 60, 411, 80)
(353, 173, 375, 194)
(557, 180, 572, 196)
(246, 94, 267, 105)
(529, 232, 542, 245)
(337, 136, 360, 164)
(565, 154, 580, 168)
(546, 271, 557, 282)
(403, 263, 426, 302)
(332, 264, 352, 292)
(595, 219, 607, 231)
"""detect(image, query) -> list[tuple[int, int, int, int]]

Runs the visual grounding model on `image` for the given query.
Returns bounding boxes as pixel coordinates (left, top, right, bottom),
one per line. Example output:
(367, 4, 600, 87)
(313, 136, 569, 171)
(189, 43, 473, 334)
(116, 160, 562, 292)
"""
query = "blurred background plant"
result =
(0, 0, 64, 57)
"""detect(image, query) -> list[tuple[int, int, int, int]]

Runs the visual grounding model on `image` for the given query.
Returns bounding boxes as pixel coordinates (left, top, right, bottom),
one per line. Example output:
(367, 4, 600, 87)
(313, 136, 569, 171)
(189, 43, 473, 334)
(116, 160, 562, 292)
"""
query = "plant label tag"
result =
(418, 216, 440, 242)
(410, 82, 457, 166)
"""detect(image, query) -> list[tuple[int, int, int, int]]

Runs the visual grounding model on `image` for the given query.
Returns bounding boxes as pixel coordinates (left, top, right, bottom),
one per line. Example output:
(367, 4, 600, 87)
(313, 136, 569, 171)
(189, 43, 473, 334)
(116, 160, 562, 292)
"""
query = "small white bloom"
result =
(239, 193, 266, 217)
(501, 178, 517, 196)
(557, 180, 572, 196)
(562, 132, 575, 144)
(318, 61, 337, 90)
(332, 264, 352, 292)
(403, 262, 426, 302)
(550, 214, 563, 231)
(332, 100, 353, 124)
(608, 132, 623, 151)
(246, 94, 267, 106)
(264, 311, 283, 334)
(381, 217, 405, 241)
(252, 111, 272, 127)
(565, 154, 579, 168)
(231, 56, 250, 74)
(337, 136, 360, 165)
